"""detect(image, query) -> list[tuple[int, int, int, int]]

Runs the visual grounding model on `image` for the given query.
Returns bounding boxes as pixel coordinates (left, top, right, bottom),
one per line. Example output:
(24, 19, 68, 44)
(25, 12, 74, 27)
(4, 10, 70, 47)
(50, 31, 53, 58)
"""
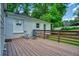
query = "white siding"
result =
(24, 19, 36, 36)
(5, 14, 52, 39)
(5, 17, 24, 39)
(13, 19, 24, 33)
(23, 18, 51, 37)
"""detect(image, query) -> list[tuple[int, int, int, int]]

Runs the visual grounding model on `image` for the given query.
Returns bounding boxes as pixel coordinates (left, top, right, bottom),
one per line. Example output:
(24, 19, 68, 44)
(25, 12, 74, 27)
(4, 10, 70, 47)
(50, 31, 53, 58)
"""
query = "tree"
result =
(38, 4, 66, 27)
(31, 3, 49, 19)
(24, 4, 29, 15)
(74, 8, 79, 22)
(74, 8, 79, 17)
(7, 3, 30, 15)
(31, 3, 66, 27)
(7, 3, 18, 12)
(49, 4, 66, 27)
(40, 13, 52, 22)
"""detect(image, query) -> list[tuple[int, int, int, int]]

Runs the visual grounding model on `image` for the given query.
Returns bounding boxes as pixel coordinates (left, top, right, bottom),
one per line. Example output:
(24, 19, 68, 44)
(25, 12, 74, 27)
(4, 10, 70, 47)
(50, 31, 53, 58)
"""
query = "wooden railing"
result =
(51, 30, 79, 46)
(34, 30, 79, 39)
(51, 30, 79, 39)
(33, 30, 51, 39)
(34, 30, 79, 46)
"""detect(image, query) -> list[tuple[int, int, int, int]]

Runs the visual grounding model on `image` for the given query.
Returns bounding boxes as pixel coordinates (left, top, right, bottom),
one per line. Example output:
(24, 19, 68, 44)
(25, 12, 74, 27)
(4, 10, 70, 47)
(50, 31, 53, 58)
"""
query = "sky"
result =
(62, 3, 79, 21)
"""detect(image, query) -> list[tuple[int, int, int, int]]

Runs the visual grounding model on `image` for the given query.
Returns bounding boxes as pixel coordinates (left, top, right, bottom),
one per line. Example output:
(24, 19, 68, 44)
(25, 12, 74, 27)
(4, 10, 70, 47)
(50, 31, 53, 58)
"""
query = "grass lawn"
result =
(48, 35, 79, 46)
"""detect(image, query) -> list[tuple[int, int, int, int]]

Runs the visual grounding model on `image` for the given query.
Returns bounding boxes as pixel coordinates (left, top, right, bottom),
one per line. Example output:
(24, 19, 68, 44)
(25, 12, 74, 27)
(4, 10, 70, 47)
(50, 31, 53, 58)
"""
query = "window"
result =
(13, 20, 24, 33)
(36, 23, 40, 28)
(16, 20, 22, 26)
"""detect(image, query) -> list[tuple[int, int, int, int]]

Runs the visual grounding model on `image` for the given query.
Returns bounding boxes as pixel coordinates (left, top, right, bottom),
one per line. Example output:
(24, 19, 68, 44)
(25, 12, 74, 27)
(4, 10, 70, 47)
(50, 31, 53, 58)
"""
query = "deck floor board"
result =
(6, 38, 79, 56)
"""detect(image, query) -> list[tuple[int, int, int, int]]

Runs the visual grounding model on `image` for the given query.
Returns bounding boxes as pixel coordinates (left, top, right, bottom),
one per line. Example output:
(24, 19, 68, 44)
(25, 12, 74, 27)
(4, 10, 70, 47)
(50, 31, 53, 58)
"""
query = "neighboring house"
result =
(5, 12, 52, 39)
(71, 17, 79, 26)
(63, 20, 71, 26)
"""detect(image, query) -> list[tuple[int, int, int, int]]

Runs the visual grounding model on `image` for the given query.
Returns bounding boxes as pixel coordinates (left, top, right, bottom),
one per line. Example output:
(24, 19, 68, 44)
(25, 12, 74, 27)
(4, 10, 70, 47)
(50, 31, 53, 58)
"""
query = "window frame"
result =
(36, 23, 40, 28)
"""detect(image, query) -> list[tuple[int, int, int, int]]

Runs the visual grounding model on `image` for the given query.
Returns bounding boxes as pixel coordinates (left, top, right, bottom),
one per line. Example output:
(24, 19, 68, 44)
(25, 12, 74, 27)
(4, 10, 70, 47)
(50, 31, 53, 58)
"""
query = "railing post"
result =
(58, 30, 61, 42)
(44, 24, 46, 39)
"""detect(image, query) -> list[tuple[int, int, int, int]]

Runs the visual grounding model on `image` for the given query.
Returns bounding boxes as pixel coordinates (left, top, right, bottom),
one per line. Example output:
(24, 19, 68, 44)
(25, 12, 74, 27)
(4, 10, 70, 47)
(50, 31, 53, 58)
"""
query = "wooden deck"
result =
(6, 38, 79, 56)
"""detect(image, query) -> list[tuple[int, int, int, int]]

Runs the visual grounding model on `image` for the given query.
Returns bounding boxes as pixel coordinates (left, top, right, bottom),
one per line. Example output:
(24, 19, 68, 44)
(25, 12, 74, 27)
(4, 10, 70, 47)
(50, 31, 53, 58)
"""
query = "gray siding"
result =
(24, 19, 51, 37)
(5, 17, 24, 39)
(5, 13, 52, 39)
(0, 4, 2, 55)
(4, 17, 13, 39)
(0, 4, 5, 56)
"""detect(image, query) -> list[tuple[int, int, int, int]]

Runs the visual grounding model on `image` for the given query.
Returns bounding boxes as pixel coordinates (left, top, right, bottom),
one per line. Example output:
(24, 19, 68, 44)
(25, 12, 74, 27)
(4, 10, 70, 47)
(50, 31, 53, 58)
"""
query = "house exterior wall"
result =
(5, 17, 24, 39)
(0, 3, 2, 55)
(0, 4, 5, 56)
(24, 18, 51, 37)
(5, 14, 51, 39)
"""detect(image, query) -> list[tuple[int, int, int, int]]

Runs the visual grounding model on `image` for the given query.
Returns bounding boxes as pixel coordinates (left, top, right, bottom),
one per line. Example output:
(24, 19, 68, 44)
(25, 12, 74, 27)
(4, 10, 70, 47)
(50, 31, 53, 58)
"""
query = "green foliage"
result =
(24, 4, 29, 15)
(74, 17, 79, 22)
(62, 26, 79, 30)
(7, 3, 30, 15)
(31, 3, 66, 27)
(49, 4, 66, 27)
(40, 13, 52, 22)
(7, 3, 18, 12)
(31, 3, 49, 19)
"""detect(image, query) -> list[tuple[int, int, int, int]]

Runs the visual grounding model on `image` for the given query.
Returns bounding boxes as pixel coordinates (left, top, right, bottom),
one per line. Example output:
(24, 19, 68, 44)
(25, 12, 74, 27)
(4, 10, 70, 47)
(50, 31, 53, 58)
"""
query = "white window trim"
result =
(13, 20, 24, 33)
